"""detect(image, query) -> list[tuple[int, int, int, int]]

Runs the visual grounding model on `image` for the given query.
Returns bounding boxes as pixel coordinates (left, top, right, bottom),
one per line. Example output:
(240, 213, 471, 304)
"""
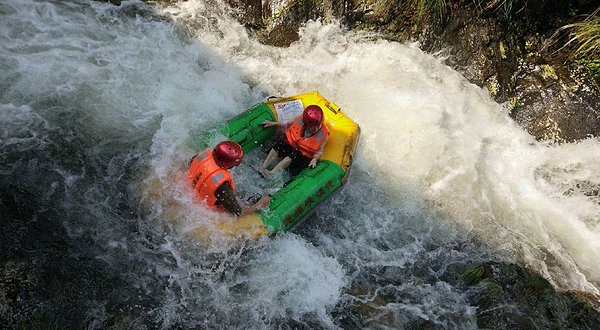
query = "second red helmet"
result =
(303, 105, 324, 127)
(213, 141, 243, 169)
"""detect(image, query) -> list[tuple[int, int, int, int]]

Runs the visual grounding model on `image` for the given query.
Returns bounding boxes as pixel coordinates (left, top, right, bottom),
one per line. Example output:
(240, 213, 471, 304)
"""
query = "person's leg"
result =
(264, 157, 292, 176)
(261, 148, 279, 170)
(258, 136, 287, 172)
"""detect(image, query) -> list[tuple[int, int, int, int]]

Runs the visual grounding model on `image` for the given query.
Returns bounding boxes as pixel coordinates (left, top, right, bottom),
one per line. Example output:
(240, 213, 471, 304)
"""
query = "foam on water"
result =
(163, 1, 600, 290)
(2, 0, 599, 328)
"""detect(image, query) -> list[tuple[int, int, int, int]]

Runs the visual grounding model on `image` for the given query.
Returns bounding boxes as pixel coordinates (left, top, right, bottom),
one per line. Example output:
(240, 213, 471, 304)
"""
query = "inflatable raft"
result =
(191, 91, 360, 239)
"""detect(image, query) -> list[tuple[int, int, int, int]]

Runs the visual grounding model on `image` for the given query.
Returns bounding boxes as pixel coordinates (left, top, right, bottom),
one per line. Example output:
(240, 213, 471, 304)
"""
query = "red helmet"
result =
(213, 141, 243, 169)
(303, 105, 324, 127)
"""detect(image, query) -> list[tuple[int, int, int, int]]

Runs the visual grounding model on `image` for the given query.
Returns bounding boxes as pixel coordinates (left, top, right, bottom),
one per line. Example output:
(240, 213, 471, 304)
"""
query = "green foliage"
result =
(576, 58, 600, 86)
(553, 8, 600, 86)
(510, 96, 524, 109)
(525, 274, 550, 296)
(568, 291, 598, 322)
(378, 0, 449, 21)
(463, 264, 485, 285)
(471, 0, 519, 18)
(415, 0, 448, 20)
(481, 280, 502, 297)
(560, 8, 600, 58)
(571, 290, 600, 310)
(568, 3, 578, 17)
(377, 0, 524, 22)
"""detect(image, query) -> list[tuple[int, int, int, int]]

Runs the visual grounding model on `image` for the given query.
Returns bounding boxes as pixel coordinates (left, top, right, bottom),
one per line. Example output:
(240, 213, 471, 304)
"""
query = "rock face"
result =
(227, 0, 600, 143)
(343, 261, 600, 329)
(408, 1, 600, 143)
(461, 262, 600, 330)
(228, 0, 347, 46)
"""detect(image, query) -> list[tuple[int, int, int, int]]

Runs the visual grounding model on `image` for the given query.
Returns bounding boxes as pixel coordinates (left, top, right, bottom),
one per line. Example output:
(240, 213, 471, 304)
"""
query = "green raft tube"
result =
(189, 91, 360, 239)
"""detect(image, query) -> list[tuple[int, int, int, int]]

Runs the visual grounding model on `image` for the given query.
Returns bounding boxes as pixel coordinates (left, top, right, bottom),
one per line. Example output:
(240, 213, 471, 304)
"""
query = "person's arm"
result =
(239, 196, 270, 216)
(309, 134, 329, 168)
(262, 119, 283, 128)
(215, 182, 242, 216)
(262, 119, 290, 135)
(215, 182, 270, 216)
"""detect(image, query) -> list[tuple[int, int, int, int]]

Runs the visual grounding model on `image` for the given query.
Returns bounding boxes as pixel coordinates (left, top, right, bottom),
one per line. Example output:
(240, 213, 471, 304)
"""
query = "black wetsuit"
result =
(214, 182, 242, 216)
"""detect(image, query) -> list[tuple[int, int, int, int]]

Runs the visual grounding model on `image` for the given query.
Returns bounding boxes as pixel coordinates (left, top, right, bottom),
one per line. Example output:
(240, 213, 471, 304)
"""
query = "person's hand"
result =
(262, 120, 276, 128)
(309, 158, 318, 169)
(256, 196, 270, 208)
(241, 196, 271, 216)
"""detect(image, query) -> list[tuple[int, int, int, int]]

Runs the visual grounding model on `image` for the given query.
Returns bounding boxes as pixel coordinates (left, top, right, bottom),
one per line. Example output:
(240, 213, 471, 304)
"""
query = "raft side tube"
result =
(193, 102, 277, 153)
(257, 160, 344, 234)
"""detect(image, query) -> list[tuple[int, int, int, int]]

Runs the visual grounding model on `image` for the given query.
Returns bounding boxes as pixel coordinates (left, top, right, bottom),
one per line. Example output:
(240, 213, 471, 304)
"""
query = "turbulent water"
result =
(2, 0, 600, 329)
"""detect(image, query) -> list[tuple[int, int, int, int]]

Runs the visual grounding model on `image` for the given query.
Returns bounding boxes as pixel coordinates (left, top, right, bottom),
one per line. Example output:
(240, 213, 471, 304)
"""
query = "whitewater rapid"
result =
(1, 0, 599, 328)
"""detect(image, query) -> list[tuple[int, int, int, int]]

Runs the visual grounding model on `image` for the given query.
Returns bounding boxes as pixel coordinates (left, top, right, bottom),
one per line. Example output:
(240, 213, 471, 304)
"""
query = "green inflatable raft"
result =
(190, 91, 360, 239)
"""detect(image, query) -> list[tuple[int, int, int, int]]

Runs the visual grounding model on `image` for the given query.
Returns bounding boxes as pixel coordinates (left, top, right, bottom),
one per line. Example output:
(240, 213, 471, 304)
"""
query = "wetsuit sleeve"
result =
(215, 182, 242, 216)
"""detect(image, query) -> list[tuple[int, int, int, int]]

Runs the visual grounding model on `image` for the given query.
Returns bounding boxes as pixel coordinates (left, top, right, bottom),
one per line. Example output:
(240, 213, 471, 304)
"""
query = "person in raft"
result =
(188, 141, 270, 216)
(258, 104, 330, 177)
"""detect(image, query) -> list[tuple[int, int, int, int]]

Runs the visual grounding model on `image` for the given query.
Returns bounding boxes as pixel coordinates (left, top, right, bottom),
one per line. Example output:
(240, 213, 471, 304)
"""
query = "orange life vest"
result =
(187, 149, 235, 211)
(285, 116, 330, 158)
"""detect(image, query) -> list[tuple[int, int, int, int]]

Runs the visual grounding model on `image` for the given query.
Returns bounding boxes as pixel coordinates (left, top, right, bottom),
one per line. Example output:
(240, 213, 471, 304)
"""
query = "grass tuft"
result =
(560, 8, 600, 58)
(524, 274, 550, 296)
(481, 280, 502, 297)
(415, 0, 448, 20)
(471, 0, 520, 18)
(377, 0, 449, 22)
(463, 264, 485, 285)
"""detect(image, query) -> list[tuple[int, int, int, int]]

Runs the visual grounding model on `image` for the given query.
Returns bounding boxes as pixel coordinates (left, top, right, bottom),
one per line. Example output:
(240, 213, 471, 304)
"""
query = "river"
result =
(1, 0, 599, 329)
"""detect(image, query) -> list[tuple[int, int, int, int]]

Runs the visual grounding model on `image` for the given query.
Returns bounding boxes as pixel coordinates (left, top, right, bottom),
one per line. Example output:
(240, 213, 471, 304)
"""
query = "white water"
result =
(2, 0, 600, 328)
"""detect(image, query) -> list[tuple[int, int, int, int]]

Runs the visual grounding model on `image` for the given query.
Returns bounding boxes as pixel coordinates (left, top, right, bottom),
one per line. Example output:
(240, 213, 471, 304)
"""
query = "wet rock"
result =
(227, 0, 263, 29)
(463, 262, 600, 330)
(412, 2, 600, 143)
(511, 56, 600, 142)
(0, 261, 34, 328)
(255, 0, 346, 47)
(337, 259, 600, 329)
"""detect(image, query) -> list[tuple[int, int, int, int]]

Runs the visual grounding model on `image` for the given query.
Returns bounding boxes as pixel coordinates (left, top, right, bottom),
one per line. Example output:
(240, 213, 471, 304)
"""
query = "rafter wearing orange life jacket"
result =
(187, 149, 235, 211)
(285, 116, 330, 158)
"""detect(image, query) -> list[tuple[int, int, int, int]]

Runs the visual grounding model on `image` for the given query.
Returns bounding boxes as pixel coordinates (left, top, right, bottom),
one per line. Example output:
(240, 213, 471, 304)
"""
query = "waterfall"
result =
(1, 0, 599, 328)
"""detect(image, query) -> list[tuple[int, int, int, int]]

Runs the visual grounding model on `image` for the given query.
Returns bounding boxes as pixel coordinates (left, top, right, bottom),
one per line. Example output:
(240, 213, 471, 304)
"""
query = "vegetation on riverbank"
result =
(560, 8, 600, 84)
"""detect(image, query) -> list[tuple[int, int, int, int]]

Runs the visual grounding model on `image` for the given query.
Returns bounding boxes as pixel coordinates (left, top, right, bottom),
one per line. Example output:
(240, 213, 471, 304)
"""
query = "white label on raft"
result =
(274, 99, 304, 125)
